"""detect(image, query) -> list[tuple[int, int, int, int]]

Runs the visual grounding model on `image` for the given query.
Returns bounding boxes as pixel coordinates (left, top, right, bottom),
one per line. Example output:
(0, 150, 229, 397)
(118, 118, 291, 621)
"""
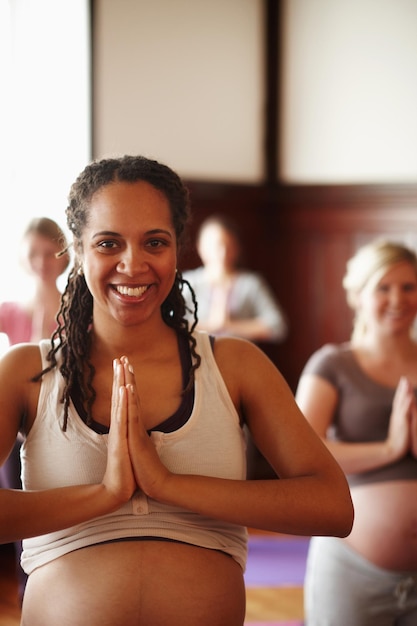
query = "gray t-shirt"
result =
(301, 343, 417, 487)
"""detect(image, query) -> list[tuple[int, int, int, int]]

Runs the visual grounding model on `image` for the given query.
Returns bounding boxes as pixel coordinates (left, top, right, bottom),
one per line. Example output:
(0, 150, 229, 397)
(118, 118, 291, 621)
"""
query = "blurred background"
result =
(1, 0, 417, 389)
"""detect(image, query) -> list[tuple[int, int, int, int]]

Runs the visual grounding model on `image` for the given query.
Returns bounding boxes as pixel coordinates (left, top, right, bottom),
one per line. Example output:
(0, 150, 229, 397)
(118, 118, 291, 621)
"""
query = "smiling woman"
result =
(296, 240, 417, 625)
(0, 155, 353, 626)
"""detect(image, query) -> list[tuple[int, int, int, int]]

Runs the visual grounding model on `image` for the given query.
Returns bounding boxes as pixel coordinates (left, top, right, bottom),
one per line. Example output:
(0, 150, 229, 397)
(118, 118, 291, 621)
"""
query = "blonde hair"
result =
(342, 239, 417, 343)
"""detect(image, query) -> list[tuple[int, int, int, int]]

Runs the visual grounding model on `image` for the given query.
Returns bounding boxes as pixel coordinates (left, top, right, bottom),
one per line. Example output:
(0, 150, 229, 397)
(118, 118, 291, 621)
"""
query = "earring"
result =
(77, 265, 84, 276)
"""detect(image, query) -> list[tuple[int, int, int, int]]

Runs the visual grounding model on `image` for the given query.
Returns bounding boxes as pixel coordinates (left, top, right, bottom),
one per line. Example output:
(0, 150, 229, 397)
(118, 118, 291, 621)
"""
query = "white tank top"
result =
(21, 331, 248, 574)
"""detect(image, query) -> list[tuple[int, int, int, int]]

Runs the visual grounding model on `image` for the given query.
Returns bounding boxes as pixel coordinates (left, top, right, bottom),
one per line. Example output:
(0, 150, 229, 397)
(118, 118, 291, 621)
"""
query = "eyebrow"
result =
(92, 228, 173, 239)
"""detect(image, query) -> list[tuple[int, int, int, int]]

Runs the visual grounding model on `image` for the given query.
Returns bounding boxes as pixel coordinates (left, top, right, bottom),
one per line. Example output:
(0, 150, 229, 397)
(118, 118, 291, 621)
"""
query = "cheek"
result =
(159, 255, 178, 292)
(160, 250, 177, 272)
(81, 259, 105, 294)
(408, 296, 417, 312)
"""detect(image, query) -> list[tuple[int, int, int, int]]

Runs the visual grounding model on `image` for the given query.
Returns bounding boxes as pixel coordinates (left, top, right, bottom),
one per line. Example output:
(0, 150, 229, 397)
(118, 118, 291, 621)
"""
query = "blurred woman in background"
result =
(182, 214, 288, 343)
(296, 240, 417, 625)
(0, 216, 69, 602)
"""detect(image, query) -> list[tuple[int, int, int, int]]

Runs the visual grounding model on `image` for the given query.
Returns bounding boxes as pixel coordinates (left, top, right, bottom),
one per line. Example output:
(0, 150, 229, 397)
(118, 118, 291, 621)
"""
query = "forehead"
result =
(373, 260, 417, 286)
(200, 223, 235, 244)
(23, 231, 60, 251)
(88, 180, 174, 230)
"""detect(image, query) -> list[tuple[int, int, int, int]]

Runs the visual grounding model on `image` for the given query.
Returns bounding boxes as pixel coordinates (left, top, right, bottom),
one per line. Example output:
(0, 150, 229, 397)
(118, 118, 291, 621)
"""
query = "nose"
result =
(117, 246, 148, 275)
(30, 253, 47, 273)
(389, 287, 404, 306)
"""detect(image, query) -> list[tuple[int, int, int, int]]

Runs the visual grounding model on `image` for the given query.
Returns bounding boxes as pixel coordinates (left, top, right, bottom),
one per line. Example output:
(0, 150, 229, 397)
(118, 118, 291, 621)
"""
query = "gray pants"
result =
(304, 536, 417, 626)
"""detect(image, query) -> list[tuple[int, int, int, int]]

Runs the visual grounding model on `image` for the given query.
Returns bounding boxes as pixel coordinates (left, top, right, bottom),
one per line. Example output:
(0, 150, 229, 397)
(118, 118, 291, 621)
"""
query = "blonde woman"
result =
(296, 240, 417, 625)
(0, 217, 69, 602)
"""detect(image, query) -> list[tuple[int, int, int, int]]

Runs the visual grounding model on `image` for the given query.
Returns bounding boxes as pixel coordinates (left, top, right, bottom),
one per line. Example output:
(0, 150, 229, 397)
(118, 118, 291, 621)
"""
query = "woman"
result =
(0, 155, 353, 626)
(0, 216, 69, 345)
(296, 240, 417, 625)
(182, 214, 288, 342)
(0, 216, 69, 602)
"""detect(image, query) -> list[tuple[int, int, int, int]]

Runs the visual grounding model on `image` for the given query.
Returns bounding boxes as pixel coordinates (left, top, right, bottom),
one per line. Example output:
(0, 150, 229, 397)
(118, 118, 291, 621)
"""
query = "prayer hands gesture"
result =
(388, 376, 417, 461)
(104, 356, 171, 506)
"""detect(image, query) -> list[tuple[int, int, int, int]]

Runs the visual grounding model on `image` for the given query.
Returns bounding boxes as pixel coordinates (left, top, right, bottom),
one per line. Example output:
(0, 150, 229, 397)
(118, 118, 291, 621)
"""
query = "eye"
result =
(97, 239, 119, 251)
(146, 238, 169, 249)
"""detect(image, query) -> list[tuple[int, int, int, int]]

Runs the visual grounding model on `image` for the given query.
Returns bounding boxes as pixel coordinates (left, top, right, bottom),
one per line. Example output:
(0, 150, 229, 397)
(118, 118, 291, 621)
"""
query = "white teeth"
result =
(116, 285, 147, 297)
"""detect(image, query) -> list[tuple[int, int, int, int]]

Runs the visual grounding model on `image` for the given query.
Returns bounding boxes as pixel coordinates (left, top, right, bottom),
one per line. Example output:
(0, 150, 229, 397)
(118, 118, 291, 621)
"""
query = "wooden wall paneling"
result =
(271, 184, 417, 390)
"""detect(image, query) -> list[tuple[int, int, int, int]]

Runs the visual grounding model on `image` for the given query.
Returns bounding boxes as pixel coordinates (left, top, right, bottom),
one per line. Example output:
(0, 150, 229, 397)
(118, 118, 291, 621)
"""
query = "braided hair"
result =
(33, 155, 200, 430)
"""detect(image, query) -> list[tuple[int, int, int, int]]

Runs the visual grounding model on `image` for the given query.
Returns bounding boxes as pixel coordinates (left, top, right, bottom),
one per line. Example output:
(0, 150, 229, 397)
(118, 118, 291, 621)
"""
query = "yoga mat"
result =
(244, 535, 309, 587)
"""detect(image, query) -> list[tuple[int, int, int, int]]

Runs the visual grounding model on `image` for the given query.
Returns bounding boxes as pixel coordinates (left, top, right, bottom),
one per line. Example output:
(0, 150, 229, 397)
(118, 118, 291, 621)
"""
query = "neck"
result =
(90, 316, 176, 361)
(32, 280, 60, 301)
(360, 331, 416, 358)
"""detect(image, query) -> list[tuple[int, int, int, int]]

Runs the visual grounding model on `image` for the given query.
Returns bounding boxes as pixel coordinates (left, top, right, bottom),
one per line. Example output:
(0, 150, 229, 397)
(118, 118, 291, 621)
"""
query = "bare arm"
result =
(0, 350, 136, 543)
(124, 341, 354, 538)
(0, 484, 126, 544)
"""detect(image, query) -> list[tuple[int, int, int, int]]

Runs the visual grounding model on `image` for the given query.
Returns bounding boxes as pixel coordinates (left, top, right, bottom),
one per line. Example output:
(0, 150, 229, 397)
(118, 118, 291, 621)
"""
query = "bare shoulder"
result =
(212, 336, 290, 400)
(213, 336, 284, 373)
(0, 343, 44, 429)
(0, 342, 43, 377)
(0, 344, 42, 438)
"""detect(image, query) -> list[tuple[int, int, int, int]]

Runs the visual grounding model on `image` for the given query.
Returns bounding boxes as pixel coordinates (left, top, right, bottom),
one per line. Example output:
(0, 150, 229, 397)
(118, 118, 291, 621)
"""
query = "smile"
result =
(115, 285, 148, 297)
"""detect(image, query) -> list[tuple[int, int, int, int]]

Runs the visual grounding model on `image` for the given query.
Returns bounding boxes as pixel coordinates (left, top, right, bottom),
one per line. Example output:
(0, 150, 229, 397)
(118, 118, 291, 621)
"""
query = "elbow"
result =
(314, 472, 354, 539)
(314, 498, 354, 539)
(335, 502, 355, 538)
(328, 486, 355, 539)
(341, 494, 355, 537)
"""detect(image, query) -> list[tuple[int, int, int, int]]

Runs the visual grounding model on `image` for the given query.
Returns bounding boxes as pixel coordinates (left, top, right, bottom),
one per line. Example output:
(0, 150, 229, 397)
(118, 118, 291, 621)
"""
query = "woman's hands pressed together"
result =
(102, 358, 136, 506)
(106, 356, 171, 505)
(387, 376, 417, 462)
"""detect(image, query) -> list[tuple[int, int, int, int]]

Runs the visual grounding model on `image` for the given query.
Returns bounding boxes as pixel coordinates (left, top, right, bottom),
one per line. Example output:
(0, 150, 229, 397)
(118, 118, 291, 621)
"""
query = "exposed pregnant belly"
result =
(345, 480, 417, 570)
(21, 540, 246, 626)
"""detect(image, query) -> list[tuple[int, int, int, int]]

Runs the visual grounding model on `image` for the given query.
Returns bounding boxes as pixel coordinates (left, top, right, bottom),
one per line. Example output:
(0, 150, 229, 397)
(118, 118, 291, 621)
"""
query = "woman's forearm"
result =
(0, 484, 125, 543)
(149, 471, 354, 539)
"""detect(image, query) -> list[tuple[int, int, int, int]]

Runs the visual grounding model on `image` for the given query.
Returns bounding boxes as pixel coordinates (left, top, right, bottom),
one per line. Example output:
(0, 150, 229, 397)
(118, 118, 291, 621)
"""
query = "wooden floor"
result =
(0, 541, 304, 625)
(0, 545, 21, 626)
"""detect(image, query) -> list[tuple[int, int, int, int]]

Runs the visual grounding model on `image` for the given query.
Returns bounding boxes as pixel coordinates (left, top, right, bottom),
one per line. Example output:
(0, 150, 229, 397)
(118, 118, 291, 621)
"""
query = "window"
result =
(0, 0, 91, 298)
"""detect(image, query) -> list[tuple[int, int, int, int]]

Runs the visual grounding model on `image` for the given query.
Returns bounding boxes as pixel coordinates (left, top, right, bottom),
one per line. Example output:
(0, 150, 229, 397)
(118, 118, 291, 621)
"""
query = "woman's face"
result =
(197, 223, 239, 272)
(79, 180, 177, 328)
(22, 231, 68, 283)
(358, 260, 417, 336)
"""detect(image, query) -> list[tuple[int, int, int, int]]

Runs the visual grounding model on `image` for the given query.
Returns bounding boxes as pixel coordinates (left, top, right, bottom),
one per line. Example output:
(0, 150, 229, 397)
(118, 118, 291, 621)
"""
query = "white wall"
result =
(93, 0, 265, 183)
(280, 0, 417, 183)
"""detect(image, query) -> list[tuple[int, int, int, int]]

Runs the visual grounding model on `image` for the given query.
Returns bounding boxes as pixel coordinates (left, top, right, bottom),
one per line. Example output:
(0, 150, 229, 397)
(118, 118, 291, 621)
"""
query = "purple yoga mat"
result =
(244, 535, 310, 587)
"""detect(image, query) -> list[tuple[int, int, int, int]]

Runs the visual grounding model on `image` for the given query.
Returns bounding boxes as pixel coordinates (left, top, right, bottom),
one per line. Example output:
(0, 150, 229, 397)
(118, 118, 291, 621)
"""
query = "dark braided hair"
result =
(33, 155, 200, 430)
